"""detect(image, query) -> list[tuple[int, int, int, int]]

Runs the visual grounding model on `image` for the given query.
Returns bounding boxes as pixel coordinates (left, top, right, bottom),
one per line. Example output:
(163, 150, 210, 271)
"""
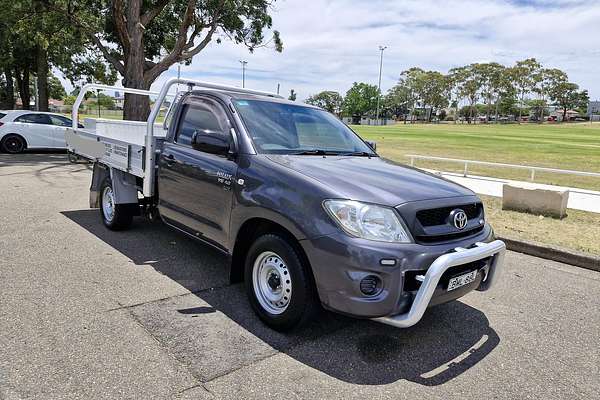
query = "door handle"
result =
(165, 154, 176, 166)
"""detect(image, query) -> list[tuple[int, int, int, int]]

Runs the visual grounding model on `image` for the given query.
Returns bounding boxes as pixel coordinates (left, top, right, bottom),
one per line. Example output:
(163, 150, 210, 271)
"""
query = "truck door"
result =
(158, 96, 237, 249)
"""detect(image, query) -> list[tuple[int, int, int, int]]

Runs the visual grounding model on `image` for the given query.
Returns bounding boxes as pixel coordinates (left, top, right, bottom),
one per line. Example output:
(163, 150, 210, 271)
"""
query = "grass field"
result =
(482, 195, 600, 256)
(353, 123, 600, 191)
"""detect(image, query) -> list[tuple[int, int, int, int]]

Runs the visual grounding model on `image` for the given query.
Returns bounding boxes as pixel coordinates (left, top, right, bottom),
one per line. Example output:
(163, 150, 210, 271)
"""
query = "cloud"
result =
(59, 0, 600, 100)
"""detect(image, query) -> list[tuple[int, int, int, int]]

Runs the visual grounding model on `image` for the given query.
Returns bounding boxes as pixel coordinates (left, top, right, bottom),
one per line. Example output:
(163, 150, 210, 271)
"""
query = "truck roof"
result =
(188, 89, 320, 109)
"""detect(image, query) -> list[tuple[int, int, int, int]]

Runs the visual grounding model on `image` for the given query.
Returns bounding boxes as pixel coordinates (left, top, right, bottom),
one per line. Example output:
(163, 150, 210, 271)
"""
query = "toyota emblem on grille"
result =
(451, 209, 468, 230)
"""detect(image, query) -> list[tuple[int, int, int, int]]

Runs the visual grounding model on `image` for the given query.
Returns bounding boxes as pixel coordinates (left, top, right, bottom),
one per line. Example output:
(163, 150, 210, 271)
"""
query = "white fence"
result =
(342, 117, 396, 126)
(406, 154, 600, 182)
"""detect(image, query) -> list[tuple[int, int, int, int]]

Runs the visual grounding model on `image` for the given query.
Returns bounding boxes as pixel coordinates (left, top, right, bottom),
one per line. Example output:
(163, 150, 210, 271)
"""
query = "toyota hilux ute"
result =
(65, 79, 505, 331)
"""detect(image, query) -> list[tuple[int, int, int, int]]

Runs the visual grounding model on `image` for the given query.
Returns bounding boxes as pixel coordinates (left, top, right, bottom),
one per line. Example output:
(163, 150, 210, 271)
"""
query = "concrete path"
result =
(425, 169, 600, 213)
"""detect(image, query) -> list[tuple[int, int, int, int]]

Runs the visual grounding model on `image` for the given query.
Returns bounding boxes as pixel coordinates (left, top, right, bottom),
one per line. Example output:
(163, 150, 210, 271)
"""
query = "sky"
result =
(60, 0, 600, 101)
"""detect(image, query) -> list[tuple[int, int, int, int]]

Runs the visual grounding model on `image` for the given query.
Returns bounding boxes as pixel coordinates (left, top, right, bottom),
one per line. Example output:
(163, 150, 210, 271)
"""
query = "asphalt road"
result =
(1, 153, 598, 400)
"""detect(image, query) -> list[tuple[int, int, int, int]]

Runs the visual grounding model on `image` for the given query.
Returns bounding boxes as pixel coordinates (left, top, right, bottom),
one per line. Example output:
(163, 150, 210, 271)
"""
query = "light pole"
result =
(239, 60, 248, 88)
(375, 45, 387, 126)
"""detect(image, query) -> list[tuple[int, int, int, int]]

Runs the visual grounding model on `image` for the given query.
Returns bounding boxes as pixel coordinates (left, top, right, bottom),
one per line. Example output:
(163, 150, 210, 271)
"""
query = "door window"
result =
(49, 115, 72, 127)
(175, 99, 230, 147)
(15, 113, 52, 125)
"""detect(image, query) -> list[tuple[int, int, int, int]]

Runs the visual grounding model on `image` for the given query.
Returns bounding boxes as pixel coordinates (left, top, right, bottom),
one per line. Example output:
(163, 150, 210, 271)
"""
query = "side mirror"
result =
(365, 140, 377, 151)
(192, 131, 230, 156)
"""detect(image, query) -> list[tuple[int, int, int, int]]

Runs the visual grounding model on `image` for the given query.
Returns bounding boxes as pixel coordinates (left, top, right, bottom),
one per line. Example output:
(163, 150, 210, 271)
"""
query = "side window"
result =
(15, 113, 51, 125)
(175, 99, 230, 147)
(49, 115, 72, 127)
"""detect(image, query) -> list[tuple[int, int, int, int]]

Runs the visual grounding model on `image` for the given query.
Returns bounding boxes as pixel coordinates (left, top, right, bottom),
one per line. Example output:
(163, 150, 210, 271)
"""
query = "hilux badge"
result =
(452, 209, 468, 230)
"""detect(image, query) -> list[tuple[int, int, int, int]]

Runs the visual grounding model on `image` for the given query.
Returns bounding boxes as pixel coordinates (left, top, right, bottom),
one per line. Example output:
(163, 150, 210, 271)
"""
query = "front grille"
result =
(416, 226, 485, 243)
(416, 203, 482, 227)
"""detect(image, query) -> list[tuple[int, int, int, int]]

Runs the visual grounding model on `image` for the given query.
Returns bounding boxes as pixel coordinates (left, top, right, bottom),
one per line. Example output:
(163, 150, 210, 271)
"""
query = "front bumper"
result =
(300, 224, 504, 322)
(372, 240, 505, 328)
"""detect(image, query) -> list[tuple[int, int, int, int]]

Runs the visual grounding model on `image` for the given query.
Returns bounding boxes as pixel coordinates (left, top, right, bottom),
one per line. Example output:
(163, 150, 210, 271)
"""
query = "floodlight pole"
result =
(375, 45, 387, 126)
(239, 60, 248, 88)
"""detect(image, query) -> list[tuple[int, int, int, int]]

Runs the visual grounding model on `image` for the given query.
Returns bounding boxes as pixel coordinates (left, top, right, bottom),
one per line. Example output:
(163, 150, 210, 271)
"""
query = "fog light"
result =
(360, 275, 382, 296)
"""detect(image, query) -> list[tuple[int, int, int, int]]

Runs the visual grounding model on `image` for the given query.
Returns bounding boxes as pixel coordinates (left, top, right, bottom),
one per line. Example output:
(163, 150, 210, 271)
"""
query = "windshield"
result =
(233, 99, 376, 155)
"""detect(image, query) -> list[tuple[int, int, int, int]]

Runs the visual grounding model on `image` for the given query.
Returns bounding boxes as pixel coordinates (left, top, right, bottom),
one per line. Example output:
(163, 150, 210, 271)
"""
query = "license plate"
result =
(447, 270, 477, 291)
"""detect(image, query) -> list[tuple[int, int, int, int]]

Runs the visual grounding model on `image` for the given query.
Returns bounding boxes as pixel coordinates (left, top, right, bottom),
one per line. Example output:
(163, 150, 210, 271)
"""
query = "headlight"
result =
(323, 200, 412, 243)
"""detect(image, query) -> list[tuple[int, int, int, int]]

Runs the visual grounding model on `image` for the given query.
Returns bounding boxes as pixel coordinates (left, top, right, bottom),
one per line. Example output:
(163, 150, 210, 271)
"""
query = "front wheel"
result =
(99, 178, 134, 230)
(245, 234, 319, 331)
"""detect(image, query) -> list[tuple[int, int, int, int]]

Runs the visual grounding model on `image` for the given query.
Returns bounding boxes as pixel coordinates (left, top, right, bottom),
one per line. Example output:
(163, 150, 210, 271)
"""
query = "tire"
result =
(245, 234, 320, 331)
(67, 152, 79, 163)
(1, 134, 26, 154)
(99, 177, 134, 230)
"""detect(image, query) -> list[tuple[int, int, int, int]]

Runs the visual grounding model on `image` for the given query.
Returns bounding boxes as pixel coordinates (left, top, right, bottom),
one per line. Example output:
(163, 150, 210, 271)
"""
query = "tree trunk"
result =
(495, 96, 500, 124)
(469, 103, 474, 124)
(37, 46, 49, 112)
(15, 67, 31, 110)
(121, 4, 152, 122)
(2, 67, 15, 109)
(562, 106, 567, 123)
(123, 85, 151, 121)
(518, 91, 524, 124)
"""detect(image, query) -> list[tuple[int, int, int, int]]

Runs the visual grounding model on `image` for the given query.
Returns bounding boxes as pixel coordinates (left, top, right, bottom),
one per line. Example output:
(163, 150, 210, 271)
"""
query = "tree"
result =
(448, 66, 468, 123)
(0, 0, 114, 111)
(383, 81, 413, 120)
(97, 93, 116, 109)
(452, 64, 482, 123)
(305, 91, 343, 115)
(532, 68, 567, 123)
(48, 75, 66, 99)
(575, 90, 590, 115)
(288, 89, 297, 101)
(548, 82, 585, 121)
(508, 58, 541, 123)
(63, 95, 77, 106)
(473, 62, 505, 122)
(55, 0, 283, 120)
(419, 71, 449, 121)
(342, 82, 379, 124)
(400, 67, 425, 122)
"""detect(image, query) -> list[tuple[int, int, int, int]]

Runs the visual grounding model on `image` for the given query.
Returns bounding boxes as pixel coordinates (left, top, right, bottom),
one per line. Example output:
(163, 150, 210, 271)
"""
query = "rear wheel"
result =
(245, 234, 319, 331)
(1, 135, 26, 154)
(99, 177, 134, 230)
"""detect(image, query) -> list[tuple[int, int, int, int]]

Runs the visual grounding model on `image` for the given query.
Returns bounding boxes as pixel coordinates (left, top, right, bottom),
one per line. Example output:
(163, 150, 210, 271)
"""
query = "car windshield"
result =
(233, 99, 375, 155)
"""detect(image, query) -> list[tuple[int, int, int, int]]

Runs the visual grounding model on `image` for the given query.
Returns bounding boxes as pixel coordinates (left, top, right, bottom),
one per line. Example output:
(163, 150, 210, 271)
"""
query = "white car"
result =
(0, 110, 82, 154)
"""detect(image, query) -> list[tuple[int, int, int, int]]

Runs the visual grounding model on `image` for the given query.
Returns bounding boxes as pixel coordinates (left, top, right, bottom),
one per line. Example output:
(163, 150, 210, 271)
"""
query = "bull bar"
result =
(372, 240, 506, 328)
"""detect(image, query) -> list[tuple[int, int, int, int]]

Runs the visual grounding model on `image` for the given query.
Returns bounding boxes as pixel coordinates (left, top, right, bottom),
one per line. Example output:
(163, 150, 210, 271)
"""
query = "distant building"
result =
(551, 109, 580, 122)
(114, 96, 125, 110)
(48, 99, 66, 112)
(589, 101, 600, 121)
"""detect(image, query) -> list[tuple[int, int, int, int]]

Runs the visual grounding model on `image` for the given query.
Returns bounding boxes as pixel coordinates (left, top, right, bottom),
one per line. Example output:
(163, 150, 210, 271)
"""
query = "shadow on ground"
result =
(62, 209, 500, 386)
(0, 150, 70, 167)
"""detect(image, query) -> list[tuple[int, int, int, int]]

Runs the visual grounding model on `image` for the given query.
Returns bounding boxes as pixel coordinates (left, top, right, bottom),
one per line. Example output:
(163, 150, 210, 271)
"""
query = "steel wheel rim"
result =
(252, 251, 292, 314)
(102, 186, 115, 223)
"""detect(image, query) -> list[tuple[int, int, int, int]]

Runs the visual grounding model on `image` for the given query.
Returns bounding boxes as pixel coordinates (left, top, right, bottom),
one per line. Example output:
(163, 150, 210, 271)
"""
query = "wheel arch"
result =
(0, 133, 28, 150)
(230, 217, 314, 285)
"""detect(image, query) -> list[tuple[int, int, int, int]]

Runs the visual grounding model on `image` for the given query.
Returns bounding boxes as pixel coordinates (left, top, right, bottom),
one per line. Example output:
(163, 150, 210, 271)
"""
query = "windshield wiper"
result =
(290, 149, 340, 156)
(339, 151, 374, 157)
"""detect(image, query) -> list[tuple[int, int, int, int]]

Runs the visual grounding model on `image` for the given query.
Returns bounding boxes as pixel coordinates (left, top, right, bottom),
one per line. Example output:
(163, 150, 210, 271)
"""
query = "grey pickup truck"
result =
(66, 79, 505, 331)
